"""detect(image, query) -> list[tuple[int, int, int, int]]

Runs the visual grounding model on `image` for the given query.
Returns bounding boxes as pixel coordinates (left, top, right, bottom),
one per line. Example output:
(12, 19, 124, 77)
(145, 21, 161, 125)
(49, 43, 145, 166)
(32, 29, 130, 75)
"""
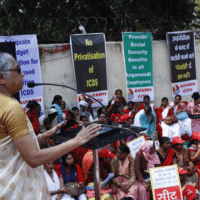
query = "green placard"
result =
(123, 32, 153, 88)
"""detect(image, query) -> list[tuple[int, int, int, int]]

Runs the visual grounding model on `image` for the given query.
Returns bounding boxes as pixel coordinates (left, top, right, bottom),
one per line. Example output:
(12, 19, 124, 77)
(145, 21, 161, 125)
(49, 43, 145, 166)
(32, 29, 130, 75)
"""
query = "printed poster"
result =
(70, 33, 108, 107)
(123, 32, 154, 102)
(127, 136, 145, 159)
(166, 30, 198, 97)
(150, 165, 183, 200)
(0, 35, 44, 112)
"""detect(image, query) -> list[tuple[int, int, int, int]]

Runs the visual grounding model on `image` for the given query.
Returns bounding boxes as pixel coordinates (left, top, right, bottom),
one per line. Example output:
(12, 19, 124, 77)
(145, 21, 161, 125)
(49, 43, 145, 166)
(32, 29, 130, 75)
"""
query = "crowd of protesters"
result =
(24, 88, 200, 200)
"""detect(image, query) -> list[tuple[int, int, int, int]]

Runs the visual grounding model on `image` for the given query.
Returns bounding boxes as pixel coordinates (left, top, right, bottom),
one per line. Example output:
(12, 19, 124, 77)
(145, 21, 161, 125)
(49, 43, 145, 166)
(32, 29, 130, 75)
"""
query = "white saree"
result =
(160, 106, 181, 142)
(0, 116, 51, 200)
(169, 102, 192, 137)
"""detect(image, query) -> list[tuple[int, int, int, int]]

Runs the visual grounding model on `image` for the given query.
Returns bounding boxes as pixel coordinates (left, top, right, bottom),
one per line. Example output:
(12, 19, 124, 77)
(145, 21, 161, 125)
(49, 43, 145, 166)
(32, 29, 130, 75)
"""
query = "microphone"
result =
(27, 82, 112, 124)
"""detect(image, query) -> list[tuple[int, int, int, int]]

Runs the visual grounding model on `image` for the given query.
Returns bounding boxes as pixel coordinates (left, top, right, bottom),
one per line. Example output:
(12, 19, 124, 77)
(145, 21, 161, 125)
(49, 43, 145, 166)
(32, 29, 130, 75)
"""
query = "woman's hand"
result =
(57, 120, 67, 130)
(77, 182, 84, 189)
(59, 188, 69, 193)
(75, 124, 101, 146)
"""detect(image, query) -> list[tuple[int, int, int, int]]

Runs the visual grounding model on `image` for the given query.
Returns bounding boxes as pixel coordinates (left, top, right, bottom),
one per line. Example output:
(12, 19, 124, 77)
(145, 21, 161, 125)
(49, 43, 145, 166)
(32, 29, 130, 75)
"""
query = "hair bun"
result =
(192, 92, 200, 100)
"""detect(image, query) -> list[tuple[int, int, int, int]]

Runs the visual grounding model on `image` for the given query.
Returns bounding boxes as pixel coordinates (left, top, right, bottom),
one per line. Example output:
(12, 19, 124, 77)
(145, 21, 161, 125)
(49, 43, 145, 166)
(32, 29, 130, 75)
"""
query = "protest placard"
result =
(150, 165, 183, 200)
(123, 32, 154, 102)
(127, 136, 145, 159)
(70, 33, 108, 107)
(166, 30, 198, 98)
(0, 35, 44, 112)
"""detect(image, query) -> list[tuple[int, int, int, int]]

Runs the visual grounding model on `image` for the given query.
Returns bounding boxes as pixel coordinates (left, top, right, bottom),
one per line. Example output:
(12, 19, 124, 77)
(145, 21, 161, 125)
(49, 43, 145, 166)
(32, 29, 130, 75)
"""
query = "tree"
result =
(0, 0, 196, 43)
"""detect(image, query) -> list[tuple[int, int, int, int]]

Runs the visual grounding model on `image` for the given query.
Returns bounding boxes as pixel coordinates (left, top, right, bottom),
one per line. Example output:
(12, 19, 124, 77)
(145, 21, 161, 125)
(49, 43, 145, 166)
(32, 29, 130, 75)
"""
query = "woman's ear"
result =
(0, 73, 6, 86)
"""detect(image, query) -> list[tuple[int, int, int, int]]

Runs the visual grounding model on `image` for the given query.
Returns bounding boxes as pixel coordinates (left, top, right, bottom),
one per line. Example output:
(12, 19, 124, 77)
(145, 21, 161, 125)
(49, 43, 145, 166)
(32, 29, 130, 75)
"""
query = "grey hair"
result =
(0, 52, 15, 77)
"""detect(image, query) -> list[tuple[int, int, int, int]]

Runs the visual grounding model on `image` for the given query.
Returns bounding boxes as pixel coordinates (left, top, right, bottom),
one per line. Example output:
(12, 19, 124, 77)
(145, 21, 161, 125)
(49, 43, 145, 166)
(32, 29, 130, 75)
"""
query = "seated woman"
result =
(110, 103, 123, 124)
(156, 97, 181, 141)
(26, 100, 40, 135)
(108, 89, 127, 114)
(172, 136, 199, 188)
(124, 101, 136, 118)
(188, 132, 200, 189)
(71, 107, 80, 121)
(86, 149, 115, 200)
(138, 95, 157, 112)
(44, 160, 74, 200)
(61, 111, 78, 132)
(54, 153, 87, 200)
(186, 92, 200, 132)
(111, 145, 138, 200)
(98, 112, 108, 123)
(156, 137, 177, 166)
(134, 105, 156, 140)
(169, 95, 192, 139)
(61, 111, 86, 166)
(135, 141, 160, 200)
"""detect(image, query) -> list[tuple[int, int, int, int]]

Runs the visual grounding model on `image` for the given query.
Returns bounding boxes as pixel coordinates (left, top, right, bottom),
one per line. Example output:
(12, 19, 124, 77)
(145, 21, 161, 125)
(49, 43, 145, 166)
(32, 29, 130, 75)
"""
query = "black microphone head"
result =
(27, 82, 36, 88)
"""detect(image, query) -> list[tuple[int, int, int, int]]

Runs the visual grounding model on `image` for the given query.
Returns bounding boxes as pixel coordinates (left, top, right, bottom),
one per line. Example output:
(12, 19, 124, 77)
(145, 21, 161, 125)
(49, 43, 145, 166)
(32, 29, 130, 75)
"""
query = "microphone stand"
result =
(28, 82, 111, 124)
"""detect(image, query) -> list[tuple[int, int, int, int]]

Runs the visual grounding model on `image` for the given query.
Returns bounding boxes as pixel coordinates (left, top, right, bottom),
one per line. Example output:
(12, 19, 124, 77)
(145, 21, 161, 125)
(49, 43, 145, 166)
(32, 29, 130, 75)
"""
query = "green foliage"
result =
(0, 0, 196, 42)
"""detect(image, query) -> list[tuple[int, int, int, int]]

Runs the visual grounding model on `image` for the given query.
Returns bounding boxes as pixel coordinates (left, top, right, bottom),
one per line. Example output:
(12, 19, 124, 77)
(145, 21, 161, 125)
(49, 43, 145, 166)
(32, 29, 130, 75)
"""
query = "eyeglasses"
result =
(1, 65, 22, 74)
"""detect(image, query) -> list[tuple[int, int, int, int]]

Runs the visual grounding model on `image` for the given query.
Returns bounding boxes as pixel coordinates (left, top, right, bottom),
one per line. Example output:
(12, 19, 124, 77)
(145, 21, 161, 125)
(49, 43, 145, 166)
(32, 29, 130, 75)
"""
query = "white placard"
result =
(150, 165, 183, 200)
(127, 136, 145, 159)
(0, 35, 44, 112)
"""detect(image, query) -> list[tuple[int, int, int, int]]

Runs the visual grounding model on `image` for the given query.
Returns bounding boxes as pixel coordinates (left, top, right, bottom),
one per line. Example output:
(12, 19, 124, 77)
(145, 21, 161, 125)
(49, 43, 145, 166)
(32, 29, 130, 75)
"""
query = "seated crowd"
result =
(26, 90, 200, 200)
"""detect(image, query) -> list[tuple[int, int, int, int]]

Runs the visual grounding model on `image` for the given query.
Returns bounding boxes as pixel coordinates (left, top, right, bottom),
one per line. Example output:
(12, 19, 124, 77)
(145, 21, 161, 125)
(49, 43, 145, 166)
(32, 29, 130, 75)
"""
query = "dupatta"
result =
(161, 148, 175, 166)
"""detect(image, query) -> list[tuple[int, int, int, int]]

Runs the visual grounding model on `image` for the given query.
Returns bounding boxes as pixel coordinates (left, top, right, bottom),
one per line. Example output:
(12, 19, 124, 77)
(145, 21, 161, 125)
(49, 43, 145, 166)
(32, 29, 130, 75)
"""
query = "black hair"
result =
(161, 97, 168, 102)
(144, 105, 152, 113)
(67, 110, 75, 119)
(62, 153, 76, 171)
(26, 100, 39, 109)
(143, 95, 150, 100)
(161, 97, 168, 107)
(97, 107, 107, 117)
(113, 103, 123, 114)
(188, 139, 198, 148)
(99, 112, 108, 118)
(175, 95, 182, 100)
(107, 100, 112, 109)
(61, 101, 66, 106)
(192, 92, 200, 101)
(71, 106, 79, 111)
(115, 89, 122, 95)
(80, 115, 88, 120)
(118, 144, 130, 154)
(159, 137, 170, 147)
(85, 98, 92, 103)
(127, 101, 134, 106)
(52, 95, 62, 104)
(43, 118, 52, 125)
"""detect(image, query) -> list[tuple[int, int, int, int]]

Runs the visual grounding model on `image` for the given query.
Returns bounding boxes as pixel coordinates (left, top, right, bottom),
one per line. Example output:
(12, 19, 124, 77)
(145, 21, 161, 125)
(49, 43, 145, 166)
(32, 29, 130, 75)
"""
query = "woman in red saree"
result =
(156, 97, 180, 141)
(172, 136, 200, 189)
(156, 137, 177, 166)
(188, 132, 200, 189)
(186, 92, 200, 133)
(138, 95, 157, 112)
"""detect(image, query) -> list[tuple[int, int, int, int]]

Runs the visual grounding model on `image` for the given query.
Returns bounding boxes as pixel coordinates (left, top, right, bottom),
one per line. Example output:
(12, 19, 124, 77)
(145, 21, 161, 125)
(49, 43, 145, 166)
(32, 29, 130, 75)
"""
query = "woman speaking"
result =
(0, 52, 101, 200)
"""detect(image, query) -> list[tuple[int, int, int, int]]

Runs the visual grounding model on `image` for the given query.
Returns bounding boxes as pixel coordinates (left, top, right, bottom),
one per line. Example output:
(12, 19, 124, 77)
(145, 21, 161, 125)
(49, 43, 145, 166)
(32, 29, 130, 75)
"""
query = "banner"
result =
(123, 32, 154, 102)
(0, 35, 44, 112)
(70, 33, 108, 107)
(166, 30, 198, 97)
(150, 165, 183, 200)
